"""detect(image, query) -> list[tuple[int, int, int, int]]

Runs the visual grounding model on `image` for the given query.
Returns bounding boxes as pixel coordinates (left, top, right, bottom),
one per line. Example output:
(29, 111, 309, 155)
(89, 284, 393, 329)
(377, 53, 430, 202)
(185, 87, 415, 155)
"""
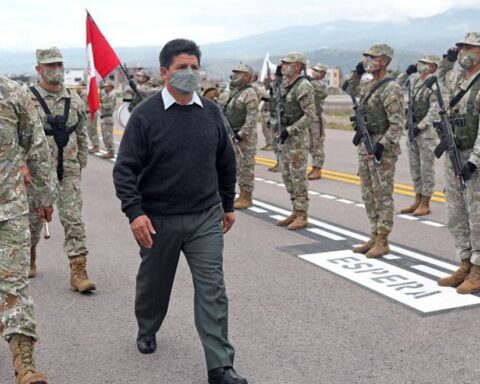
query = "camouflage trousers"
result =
(234, 132, 257, 193)
(309, 117, 325, 168)
(261, 111, 273, 147)
(0, 214, 37, 342)
(406, 131, 436, 196)
(358, 152, 397, 233)
(101, 116, 114, 152)
(87, 112, 99, 148)
(280, 137, 309, 212)
(444, 150, 480, 266)
(29, 175, 88, 260)
(268, 116, 280, 161)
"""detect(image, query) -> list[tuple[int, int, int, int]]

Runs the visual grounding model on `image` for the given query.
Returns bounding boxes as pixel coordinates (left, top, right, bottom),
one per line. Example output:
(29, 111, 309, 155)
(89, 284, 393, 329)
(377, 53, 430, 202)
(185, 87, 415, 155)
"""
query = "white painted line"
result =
(254, 177, 265, 181)
(276, 183, 286, 188)
(383, 254, 401, 260)
(265, 180, 278, 185)
(421, 221, 445, 228)
(307, 228, 346, 241)
(320, 194, 336, 200)
(248, 207, 268, 214)
(397, 214, 419, 221)
(411, 265, 450, 279)
(299, 250, 480, 314)
(355, 203, 366, 208)
(253, 199, 459, 271)
(337, 199, 355, 204)
(308, 190, 320, 195)
(270, 215, 286, 221)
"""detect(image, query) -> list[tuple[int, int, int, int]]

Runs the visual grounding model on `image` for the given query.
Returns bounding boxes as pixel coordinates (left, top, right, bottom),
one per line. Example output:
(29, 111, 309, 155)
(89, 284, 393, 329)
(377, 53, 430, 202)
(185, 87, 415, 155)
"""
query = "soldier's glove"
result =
(234, 132, 242, 142)
(279, 129, 289, 144)
(446, 48, 459, 62)
(413, 127, 420, 137)
(341, 80, 350, 92)
(373, 143, 384, 162)
(355, 62, 366, 76)
(406, 64, 417, 75)
(461, 161, 477, 181)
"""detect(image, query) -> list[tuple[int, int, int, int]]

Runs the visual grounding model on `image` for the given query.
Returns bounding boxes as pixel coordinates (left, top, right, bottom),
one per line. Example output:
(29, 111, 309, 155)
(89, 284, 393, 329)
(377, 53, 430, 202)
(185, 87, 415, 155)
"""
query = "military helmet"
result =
(136, 69, 151, 79)
(456, 32, 480, 48)
(312, 63, 327, 72)
(232, 63, 255, 77)
(418, 54, 441, 66)
(36, 47, 64, 64)
(281, 52, 307, 65)
(363, 44, 394, 59)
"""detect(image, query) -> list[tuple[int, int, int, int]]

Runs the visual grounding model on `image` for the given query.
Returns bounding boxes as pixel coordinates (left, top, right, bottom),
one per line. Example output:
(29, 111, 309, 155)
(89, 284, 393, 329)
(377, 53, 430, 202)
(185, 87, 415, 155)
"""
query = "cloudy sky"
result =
(0, 0, 478, 50)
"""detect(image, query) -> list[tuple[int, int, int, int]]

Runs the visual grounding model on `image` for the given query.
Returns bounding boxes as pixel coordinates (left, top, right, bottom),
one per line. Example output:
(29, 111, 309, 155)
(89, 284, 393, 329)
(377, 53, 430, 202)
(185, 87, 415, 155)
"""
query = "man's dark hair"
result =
(159, 39, 201, 68)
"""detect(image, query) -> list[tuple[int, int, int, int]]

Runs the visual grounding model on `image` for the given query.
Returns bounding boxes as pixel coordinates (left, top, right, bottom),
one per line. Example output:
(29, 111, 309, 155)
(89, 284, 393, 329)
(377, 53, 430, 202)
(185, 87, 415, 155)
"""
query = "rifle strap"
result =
(29, 86, 71, 123)
(225, 85, 253, 109)
(413, 78, 430, 101)
(449, 72, 480, 109)
(361, 77, 394, 105)
(284, 76, 308, 99)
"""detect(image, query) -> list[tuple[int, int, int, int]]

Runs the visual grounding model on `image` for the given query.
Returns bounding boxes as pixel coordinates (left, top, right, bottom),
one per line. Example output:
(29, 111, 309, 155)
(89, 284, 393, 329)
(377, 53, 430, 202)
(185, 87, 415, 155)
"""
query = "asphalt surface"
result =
(0, 114, 477, 384)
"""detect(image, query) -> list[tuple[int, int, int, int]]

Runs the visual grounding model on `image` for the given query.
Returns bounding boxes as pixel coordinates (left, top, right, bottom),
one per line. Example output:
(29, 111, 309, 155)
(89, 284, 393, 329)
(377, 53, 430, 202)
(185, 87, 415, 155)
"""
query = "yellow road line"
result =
(113, 129, 446, 203)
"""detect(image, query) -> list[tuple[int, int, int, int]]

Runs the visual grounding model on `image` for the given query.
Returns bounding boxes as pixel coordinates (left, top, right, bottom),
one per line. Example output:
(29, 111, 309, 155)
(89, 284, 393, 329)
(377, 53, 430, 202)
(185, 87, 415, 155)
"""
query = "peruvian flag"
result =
(86, 10, 121, 120)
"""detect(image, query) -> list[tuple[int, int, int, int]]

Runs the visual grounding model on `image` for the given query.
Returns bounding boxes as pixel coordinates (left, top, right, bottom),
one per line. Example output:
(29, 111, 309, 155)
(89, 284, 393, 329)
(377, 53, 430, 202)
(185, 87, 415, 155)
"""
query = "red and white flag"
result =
(86, 10, 121, 119)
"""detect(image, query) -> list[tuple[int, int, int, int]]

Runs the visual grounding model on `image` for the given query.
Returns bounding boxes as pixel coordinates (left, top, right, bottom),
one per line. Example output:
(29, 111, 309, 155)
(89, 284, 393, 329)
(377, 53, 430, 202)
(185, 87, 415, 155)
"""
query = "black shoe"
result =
(136, 335, 156, 354)
(208, 367, 248, 384)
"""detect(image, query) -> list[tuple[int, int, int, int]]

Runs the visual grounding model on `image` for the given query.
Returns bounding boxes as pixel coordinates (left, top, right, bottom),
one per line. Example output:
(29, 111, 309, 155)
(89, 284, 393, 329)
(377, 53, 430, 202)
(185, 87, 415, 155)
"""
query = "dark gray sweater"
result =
(113, 93, 236, 222)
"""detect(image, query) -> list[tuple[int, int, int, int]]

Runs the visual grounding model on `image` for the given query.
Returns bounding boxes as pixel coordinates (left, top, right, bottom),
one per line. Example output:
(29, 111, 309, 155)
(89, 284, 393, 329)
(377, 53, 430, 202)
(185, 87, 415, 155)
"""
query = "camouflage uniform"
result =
(349, 45, 405, 235)
(279, 53, 316, 213)
(100, 83, 116, 153)
(310, 63, 328, 169)
(80, 87, 99, 149)
(225, 65, 259, 195)
(128, 69, 157, 112)
(441, 34, 480, 268)
(0, 75, 56, 341)
(397, 55, 441, 199)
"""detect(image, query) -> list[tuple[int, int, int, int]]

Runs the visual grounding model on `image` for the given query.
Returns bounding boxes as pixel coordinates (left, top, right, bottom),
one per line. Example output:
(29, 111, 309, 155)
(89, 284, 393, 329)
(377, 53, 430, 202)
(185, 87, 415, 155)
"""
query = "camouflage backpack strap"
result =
(360, 77, 395, 105)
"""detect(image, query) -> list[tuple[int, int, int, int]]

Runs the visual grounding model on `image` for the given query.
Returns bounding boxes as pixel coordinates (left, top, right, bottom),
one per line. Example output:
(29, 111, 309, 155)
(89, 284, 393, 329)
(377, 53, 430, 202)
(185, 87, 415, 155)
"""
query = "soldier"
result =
(77, 81, 100, 154)
(397, 55, 441, 216)
(100, 80, 116, 159)
(225, 64, 259, 209)
(275, 52, 316, 230)
(27, 47, 96, 292)
(436, 33, 480, 294)
(308, 63, 328, 180)
(128, 69, 156, 112)
(346, 44, 405, 258)
(0, 74, 57, 384)
(265, 66, 284, 172)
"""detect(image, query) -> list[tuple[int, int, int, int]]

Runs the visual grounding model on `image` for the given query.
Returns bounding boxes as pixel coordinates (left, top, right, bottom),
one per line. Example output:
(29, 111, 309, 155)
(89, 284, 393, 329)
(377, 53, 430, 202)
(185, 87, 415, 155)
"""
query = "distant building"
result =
(64, 68, 85, 87)
(326, 68, 341, 89)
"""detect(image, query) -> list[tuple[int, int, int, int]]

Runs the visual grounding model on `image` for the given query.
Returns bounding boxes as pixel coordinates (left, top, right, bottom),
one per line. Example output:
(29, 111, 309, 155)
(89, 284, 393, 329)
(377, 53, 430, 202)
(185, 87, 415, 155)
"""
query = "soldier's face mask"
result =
(229, 73, 247, 88)
(281, 64, 295, 77)
(457, 49, 480, 70)
(41, 63, 64, 85)
(170, 68, 200, 95)
(363, 56, 379, 73)
(417, 62, 430, 75)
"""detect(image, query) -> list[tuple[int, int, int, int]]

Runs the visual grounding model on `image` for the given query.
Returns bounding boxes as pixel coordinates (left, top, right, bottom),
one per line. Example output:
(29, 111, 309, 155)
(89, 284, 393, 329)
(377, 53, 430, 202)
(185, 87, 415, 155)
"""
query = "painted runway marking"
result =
(248, 207, 268, 214)
(422, 221, 445, 228)
(306, 228, 346, 241)
(411, 265, 450, 279)
(320, 194, 336, 199)
(398, 214, 419, 221)
(337, 198, 355, 204)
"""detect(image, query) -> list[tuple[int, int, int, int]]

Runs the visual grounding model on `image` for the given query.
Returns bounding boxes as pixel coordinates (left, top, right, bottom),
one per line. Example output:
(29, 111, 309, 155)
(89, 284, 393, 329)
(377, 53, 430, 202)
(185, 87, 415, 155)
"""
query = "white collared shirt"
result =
(161, 86, 203, 110)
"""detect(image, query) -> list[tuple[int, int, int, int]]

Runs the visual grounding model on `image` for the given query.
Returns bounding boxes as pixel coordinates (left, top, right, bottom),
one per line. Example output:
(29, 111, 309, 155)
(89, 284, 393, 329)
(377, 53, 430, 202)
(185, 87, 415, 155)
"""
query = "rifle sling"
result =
(361, 77, 394, 105)
(449, 71, 480, 109)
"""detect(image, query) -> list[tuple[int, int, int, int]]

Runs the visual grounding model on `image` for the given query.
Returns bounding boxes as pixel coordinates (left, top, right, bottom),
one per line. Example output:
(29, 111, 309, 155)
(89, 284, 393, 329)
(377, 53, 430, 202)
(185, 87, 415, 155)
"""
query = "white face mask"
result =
(417, 62, 430, 75)
(363, 57, 378, 72)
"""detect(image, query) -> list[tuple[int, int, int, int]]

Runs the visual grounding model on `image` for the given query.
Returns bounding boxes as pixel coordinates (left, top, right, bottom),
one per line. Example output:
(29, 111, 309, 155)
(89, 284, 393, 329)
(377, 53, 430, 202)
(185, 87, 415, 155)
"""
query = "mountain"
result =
(1, 7, 478, 77)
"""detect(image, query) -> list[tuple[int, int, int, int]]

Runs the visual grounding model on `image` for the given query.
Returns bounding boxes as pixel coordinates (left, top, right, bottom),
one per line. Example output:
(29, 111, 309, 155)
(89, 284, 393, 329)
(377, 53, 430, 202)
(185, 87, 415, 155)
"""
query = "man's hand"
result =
(406, 64, 417, 75)
(38, 206, 54, 222)
(279, 129, 289, 144)
(460, 161, 477, 181)
(446, 47, 459, 62)
(355, 62, 366, 76)
(222, 212, 235, 234)
(22, 165, 32, 186)
(131, 215, 156, 248)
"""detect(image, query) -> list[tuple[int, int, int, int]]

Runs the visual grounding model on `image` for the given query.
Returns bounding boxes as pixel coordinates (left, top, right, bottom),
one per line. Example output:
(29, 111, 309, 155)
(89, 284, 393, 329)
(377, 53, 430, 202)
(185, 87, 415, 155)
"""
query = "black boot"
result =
(136, 334, 156, 354)
(208, 367, 248, 384)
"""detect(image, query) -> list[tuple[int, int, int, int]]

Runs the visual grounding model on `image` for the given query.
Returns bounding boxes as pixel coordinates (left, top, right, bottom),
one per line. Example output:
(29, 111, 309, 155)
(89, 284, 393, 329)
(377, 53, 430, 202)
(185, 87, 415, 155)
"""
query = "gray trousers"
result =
(135, 203, 235, 370)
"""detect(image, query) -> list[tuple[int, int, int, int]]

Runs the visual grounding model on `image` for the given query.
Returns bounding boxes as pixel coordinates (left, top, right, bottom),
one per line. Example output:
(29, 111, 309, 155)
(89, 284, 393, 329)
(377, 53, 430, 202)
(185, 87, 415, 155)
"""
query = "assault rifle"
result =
(344, 81, 385, 188)
(406, 80, 417, 149)
(272, 66, 287, 151)
(218, 104, 244, 159)
(426, 76, 468, 209)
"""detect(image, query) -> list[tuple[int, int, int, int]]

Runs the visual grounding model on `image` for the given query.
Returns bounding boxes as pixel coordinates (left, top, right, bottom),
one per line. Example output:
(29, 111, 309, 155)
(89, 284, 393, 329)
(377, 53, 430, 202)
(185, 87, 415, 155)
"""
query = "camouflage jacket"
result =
(28, 83, 89, 178)
(397, 72, 440, 139)
(100, 90, 116, 117)
(80, 89, 90, 113)
(283, 76, 316, 138)
(0, 76, 57, 220)
(311, 79, 328, 117)
(226, 86, 258, 139)
(350, 72, 405, 155)
(447, 67, 480, 167)
(437, 58, 465, 101)
(128, 83, 157, 112)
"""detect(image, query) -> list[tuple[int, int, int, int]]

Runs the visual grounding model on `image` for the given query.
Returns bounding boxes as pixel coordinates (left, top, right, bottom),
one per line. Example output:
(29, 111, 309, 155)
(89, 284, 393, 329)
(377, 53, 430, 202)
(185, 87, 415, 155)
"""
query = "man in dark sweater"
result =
(113, 39, 247, 384)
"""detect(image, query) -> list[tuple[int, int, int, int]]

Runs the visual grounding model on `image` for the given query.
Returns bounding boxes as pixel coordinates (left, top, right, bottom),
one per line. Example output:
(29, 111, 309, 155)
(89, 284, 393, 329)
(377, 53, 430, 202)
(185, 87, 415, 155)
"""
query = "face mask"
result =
(417, 62, 430, 75)
(170, 68, 200, 94)
(43, 69, 64, 84)
(281, 64, 295, 77)
(363, 57, 378, 72)
(229, 73, 246, 88)
(457, 50, 480, 70)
